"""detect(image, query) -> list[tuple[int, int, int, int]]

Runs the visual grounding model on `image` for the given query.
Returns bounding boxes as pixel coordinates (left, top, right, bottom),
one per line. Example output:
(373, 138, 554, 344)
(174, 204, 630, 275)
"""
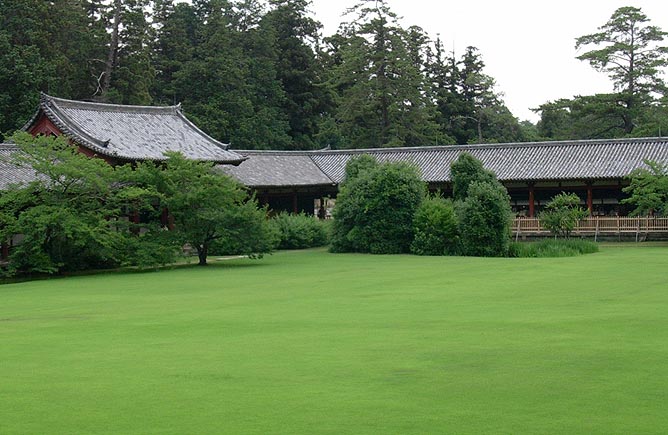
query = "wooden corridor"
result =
(513, 217, 668, 241)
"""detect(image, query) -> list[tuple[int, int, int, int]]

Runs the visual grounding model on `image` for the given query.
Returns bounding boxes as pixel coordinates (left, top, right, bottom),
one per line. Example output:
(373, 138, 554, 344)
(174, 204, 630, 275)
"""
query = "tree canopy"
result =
(0, 0, 527, 147)
(537, 6, 668, 140)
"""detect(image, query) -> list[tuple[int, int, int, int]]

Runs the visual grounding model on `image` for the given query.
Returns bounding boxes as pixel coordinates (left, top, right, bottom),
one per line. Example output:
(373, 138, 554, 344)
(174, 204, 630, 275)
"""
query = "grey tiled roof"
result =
(0, 144, 39, 190)
(219, 152, 335, 187)
(24, 93, 246, 164)
(228, 137, 668, 187)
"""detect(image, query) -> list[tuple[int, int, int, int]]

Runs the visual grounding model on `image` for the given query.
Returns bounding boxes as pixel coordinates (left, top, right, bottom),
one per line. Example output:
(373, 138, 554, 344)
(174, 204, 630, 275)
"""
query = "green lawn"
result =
(1, 246, 667, 434)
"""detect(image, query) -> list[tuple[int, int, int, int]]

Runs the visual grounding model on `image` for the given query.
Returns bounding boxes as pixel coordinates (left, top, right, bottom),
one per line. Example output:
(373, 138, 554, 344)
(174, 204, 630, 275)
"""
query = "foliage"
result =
(426, 42, 525, 145)
(450, 152, 496, 201)
(540, 192, 589, 238)
(209, 199, 279, 258)
(508, 239, 599, 258)
(322, 0, 445, 148)
(0, 134, 274, 274)
(457, 181, 512, 257)
(270, 212, 329, 250)
(622, 159, 668, 216)
(572, 6, 668, 135)
(0, 133, 170, 275)
(262, 0, 330, 150)
(331, 158, 426, 254)
(343, 153, 378, 181)
(130, 153, 273, 265)
(0, 0, 533, 147)
(410, 195, 458, 256)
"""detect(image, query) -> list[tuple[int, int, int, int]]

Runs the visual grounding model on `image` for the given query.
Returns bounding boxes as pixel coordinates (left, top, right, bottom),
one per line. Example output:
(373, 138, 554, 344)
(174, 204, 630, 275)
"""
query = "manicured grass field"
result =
(1, 245, 667, 434)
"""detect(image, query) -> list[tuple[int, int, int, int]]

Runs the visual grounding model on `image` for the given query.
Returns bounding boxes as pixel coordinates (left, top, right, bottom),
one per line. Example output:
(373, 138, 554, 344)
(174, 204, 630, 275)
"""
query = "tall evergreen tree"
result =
(95, 0, 155, 104)
(326, 0, 443, 148)
(261, 0, 328, 149)
(576, 6, 668, 134)
(0, 0, 104, 138)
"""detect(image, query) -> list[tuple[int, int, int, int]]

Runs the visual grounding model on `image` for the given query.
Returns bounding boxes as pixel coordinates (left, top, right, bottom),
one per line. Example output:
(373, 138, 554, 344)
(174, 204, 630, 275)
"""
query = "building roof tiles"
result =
(24, 93, 246, 164)
(227, 137, 668, 187)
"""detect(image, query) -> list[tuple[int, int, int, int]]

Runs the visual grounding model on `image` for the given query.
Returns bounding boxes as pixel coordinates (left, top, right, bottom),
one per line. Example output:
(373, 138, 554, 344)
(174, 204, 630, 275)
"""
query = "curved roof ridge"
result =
(41, 92, 180, 114)
(22, 93, 245, 164)
(233, 137, 668, 156)
(0, 143, 22, 150)
(40, 94, 113, 153)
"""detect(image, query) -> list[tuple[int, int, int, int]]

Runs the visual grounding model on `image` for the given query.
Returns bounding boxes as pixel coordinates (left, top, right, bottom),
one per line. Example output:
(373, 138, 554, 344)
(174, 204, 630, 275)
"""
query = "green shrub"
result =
(458, 181, 512, 257)
(270, 212, 329, 249)
(540, 192, 588, 238)
(208, 201, 278, 258)
(410, 196, 459, 256)
(450, 152, 497, 201)
(508, 239, 599, 258)
(331, 158, 426, 254)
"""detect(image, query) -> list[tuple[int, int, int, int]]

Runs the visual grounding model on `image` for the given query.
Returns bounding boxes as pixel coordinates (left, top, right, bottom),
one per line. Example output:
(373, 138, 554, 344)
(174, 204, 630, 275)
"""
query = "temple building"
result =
(2, 94, 668, 219)
(222, 138, 668, 217)
(21, 93, 246, 165)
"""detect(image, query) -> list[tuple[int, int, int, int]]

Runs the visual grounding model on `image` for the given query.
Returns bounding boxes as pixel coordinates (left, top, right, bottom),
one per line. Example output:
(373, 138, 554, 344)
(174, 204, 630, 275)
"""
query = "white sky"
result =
(310, 0, 668, 122)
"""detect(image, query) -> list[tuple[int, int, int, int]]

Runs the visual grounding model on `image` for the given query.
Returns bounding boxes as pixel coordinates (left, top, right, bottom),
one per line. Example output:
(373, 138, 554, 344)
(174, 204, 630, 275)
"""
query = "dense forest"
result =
(1, 1, 667, 148)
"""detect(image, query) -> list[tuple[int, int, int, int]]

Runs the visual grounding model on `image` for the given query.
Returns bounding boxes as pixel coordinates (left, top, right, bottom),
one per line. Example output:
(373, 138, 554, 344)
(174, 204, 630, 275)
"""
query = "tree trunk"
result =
(100, 0, 121, 100)
(197, 244, 208, 266)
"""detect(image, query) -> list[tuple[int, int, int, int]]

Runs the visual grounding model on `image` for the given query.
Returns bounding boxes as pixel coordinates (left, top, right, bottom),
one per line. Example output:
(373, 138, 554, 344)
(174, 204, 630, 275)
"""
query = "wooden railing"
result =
(513, 217, 668, 240)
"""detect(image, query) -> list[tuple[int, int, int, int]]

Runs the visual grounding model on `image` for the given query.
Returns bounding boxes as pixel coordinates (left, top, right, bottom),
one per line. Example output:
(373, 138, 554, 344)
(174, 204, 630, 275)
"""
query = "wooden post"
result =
(528, 184, 535, 218)
(586, 183, 593, 216)
(292, 192, 298, 214)
(1, 241, 9, 261)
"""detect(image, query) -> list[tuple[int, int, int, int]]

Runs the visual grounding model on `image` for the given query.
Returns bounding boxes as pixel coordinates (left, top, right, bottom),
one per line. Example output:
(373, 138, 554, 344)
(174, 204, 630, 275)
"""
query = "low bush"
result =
(457, 181, 513, 257)
(271, 213, 329, 250)
(410, 196, 459, 256)
(509, 239, 599, 258)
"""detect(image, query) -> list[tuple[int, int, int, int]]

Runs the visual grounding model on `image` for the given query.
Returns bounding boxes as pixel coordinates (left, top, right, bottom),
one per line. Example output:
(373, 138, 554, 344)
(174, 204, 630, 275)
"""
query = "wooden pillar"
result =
(292, 192, 299, 214)
(160, 208, 169, 227)
(528, 184, 535, 218)
(586, 183, 593, 216)
(1, 241, 9, 261)
(131, 209, 140, 235)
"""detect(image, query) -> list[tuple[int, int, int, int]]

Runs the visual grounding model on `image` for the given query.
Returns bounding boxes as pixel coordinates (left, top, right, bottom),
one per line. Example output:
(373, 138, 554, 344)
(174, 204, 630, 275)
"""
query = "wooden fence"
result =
(513, 217, 668, 241)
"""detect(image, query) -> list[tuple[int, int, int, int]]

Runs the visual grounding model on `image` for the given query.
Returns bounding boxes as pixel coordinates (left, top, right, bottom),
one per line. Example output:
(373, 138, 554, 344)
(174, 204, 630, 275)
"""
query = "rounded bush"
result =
(458, 181, 512, 257)
(331, 159, 426, 254)
(271, 212, 329, 250)
(410, 196, 459, 256)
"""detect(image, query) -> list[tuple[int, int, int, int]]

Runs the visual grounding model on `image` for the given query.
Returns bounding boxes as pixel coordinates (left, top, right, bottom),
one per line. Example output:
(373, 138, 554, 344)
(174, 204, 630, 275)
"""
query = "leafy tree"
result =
(167, 0, 292, 149)
(331, 158, 426, 254)
(450, 152, 496, 201)
(325, 0, 443, 148)
(94, 0, 155, 104)
(621, 160, 668, 216)
(0, 0, 105, 137)
(342, 153, 378, 181)
(131, 152, 274, 265)
(457, 181, 512, 257)
(151, 0, 199, 105)
(540, 192, 588, 238)
(426, 45, 523, 145)
(0, 133, 172, 275)
(575, 6, 668, 134)
(410, 195, 458, 256)
(261, 0, 329, 150)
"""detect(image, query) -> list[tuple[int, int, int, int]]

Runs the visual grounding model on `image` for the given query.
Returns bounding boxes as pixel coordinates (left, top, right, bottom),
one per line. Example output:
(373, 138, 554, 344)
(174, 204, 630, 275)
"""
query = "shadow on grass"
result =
(0, 255, 271, 285)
